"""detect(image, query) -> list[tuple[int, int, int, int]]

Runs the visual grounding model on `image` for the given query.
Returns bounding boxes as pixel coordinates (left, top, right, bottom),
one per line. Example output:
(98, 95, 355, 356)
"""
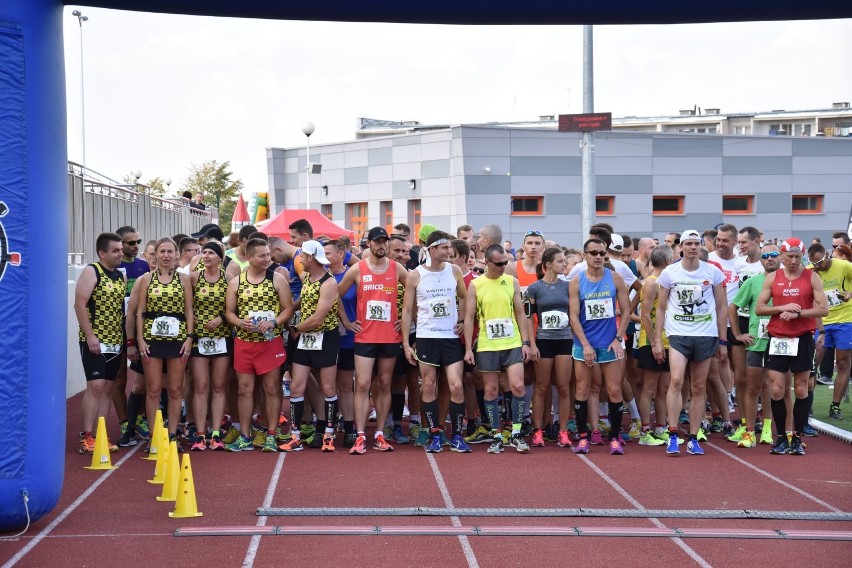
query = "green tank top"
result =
(472, 274, 522, 352)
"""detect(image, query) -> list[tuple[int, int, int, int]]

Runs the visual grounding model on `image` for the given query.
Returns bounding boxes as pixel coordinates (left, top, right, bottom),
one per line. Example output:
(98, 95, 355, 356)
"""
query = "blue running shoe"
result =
(679, 410, 689, 425)
(770, 436, 790, 455)
(426, 434, 443, 453)
(414, 429, 429, 447)
(801, 423, 819, 437)
(449, 434, 472, 453)
(686, 439, 704, 455)
(392, 426, 409, 444)
(666, 434, 680, 455)
(439, 430, 450, 447)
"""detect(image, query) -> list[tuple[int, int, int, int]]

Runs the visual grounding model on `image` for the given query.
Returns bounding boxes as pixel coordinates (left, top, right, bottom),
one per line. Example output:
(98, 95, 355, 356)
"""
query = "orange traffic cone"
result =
(85, 416, 116, 470)
(143, 410, 164, 461)
(156, 441, 180, 502)
(169, 453, 203, 518)
(148, 427, 170, 485)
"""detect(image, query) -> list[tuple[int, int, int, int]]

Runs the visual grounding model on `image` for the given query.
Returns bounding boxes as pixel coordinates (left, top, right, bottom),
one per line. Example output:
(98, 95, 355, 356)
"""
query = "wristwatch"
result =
(719, 339, 729, 346)
(615, 335, 624, 343)
(522, 340, 531, 347)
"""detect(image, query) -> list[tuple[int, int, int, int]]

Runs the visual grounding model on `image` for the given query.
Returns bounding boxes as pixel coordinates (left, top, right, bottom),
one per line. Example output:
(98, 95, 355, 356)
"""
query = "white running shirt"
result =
(656, 260, 725, 337)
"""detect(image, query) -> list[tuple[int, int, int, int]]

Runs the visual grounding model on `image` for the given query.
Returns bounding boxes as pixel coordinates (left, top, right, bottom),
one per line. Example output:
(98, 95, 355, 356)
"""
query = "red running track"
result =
(0, 393, 850, 568)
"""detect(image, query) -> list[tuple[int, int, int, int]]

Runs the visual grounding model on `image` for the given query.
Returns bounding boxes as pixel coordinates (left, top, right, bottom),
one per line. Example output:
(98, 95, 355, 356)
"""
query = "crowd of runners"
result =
(74, 219, 852, 457)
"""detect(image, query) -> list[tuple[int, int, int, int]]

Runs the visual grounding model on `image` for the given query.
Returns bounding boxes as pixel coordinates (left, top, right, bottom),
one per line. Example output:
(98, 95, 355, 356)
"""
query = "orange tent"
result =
(262, 208, 355, 242)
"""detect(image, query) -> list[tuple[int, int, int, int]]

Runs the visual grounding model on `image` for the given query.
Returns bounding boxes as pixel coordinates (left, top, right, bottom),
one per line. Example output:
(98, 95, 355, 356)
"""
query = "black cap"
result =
(367, 226, 389, 241)
(192, 223, 225, 241)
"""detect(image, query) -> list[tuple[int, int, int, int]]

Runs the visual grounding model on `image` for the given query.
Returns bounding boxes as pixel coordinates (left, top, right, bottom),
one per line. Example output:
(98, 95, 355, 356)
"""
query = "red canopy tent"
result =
(261, 209, 355, 242)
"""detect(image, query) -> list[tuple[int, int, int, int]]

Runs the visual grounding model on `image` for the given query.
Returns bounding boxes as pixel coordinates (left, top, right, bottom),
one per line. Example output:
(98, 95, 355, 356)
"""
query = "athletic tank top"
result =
(515, 261, 538, 293)
(193, 268, 230, 339)
(355, 259, 401, 344)
(637, 274, 668, 348)
(300, 271, 339, 332)
(472, 274, 522, 352)
(143, 271, 187, 342)
(333, 269, 357, 349)
(225, 249, 251, 272)
(415, 263, 458, 339)
(80, 262, 125, 344)
(577, 269, 618, 349)
(768, 269, 815, 338)
(236, 269, 282, 342)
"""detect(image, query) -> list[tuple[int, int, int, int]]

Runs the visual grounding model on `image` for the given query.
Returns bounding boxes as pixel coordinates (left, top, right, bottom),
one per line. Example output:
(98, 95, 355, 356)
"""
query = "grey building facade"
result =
(267, 127, 852, 247)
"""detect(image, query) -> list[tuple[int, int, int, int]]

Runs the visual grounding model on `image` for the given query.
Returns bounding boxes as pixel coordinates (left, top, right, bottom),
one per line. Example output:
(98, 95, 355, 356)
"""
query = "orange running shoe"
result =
(373, 434, 394, 452)
(531, 429, 545, 447)
(79, 433, 95, 454)
(350, 435, 367, 455)
(557, 430, 573, 448)
(321, 434, 335, 452)
(278, 437, 303, 452)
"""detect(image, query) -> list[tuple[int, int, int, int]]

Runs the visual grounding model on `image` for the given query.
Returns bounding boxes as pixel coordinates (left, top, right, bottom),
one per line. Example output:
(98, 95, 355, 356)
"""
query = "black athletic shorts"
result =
(355, 342, 402, 359)
(764, 333, 815, 375)
(146, 340, 183, 360)
(535, 338, 573, 359)
(415, 337, 465, 367)
(79, 342, 124, 381)
(726, 317, 750, 348)
(338, 348, 355, 371)
(291, 329, 340, 369)
(191, 336, 233, 358)
(637, 344, 670, 373)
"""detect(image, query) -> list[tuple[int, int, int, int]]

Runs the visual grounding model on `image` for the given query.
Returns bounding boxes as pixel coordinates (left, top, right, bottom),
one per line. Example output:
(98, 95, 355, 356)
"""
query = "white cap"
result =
(681, 229, 701, 243)
(608, 233, 624, 251)
(301, 240, 330, 265)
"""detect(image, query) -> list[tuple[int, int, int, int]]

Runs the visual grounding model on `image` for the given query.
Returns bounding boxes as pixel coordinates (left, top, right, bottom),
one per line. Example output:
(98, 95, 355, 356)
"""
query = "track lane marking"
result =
(426, 453, 480, 568)
(242, 452, 286, 568)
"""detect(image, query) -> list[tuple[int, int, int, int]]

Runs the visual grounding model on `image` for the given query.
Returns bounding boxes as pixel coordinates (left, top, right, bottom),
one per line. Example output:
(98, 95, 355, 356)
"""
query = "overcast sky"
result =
(63, 9, 851, 197)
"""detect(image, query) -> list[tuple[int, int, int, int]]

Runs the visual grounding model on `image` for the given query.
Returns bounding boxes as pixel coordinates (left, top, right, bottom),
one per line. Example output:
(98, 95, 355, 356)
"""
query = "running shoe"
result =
(696, 427, 708, 442)
(686, 439, 704, 456)
(557, 431, 573, 448)
(383, 424, 394, 439)
(464, 425, 492, 444)
(544, 424, 559, 442)
(573, 437, 590, 455)
(262, 434, 278, 453)
(589, 430, 604, 445)
(368, 408, 377, 422)
(566, 418, 578, 434)
(737, 431, 756, 448)
(343, 432, 358, 449)
(666, 434, 680, 455)
(117, 429, 138, 448)
(721, 423, 734, 439)
(222, 426, 241, 445)
(135, 415, 150, 439)
(609, 438, 624, 455)
(79, 433, 95, 454)
(225, 435, 254, 452)
(727, 425, 746, 442)
(309, 432, 324, 449)
(414, 429, 429, 447)
(597, 420, 611, 436)
(788, 434, 805, 456)
(801, 423, 819, 437)
(321, 434, 335, 453)
(107, 438, 119, 453)
(639, 431, 665, 446)
(190, 435, 207, 452)
(679, 410, 689, 425)
(373, 434, 394, 452)
(627, 420, 642, 440)
(709, 417, 723, 433)
(186, 424, 198, 441)
(829, 403, 843, 420)
(531, 429, 545, 447)
(439, 430, 451, 447)
(759, 428, 774, 445)
(408, 422, 421, 441)
(816, 375, 834, 386)
(392, 426, 409, 444)
(426, 434, 443, 453)
(500, 428, 512, 444)
(770, 436, 790, 455)
(520, 419, 532, 438)
(278, 437, 303, 452)
(487, 437, 504, 454)
(168, 435, 184, 453)
(300, 423, 317, 439)
(510, 435, 530, 453)
(209, 434, 225, 451)
(449, 434, 472, 453)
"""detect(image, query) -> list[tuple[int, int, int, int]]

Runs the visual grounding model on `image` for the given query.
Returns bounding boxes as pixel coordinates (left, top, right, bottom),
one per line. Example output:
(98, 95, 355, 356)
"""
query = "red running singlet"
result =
(355, 259, 402, 344)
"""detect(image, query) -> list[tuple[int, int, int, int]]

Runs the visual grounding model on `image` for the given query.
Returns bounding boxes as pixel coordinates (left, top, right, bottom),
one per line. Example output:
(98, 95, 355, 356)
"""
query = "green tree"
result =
(121, 175, 168, 197)
(182, 160, 244, 232)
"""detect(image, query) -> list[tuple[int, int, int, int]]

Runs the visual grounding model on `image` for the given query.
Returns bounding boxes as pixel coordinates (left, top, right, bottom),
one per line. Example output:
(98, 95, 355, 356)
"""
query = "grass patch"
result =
(812, 382, 850, 433)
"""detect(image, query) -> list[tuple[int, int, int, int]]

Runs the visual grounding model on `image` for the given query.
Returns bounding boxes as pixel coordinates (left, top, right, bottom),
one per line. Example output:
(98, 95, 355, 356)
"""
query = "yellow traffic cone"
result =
(143, 410, 164, 461)
(148, 427, 170, 485)
(156, 441, 180, 502)
(85, 416, 116, 470)
(169, 453, 203, 518)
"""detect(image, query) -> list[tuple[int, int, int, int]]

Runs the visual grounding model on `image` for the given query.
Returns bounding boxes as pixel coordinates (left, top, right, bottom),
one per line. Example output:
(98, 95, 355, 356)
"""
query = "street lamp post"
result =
(302, 121, 315, 209)
(71, 10, 89, 173)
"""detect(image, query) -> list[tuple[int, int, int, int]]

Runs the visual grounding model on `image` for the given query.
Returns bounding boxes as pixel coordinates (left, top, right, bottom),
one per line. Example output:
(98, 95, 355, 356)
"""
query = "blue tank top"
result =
(577, 269, 618, 349)
(333, 268, 357, 349)
(284, 250, 302, 300)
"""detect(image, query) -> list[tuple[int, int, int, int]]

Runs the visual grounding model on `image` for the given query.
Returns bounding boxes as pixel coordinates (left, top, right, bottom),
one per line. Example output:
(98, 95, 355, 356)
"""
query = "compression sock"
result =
(502, 391, 513, 422)
(450, 401, 465, 436)
(325, 396, 339, 435)
(511, 393, 525, 435)
(608, 401, 624, 441)
(476, 389, 488, 426)
(421, 399, 440, 431)
(290, 397, 304, 438)
(126, 392, 144, 432)
(391, 392, 405, 426)
(770, 398, 786, 440)
(792, 396, 809, 434)
(575, 399, 589, 438)
(485, 398, 500, 436)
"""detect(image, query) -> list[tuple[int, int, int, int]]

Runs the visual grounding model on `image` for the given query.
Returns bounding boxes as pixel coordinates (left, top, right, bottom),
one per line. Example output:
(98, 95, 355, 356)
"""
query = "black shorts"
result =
(146, 340, 184, 360)
(338, 348, 355, 371)
(355, 342, 402, 359)
(129, 355, 144, 374)
(415, 337, 465, 367)
(746, 350, 765, 368)
(191, 336, 233, 358)
(726, 318, 750, 348)
(79, 342, 123, 381)
(764, 333, 815, 375)
(284, 333, 297, 371)
(536, 338, 573, 359)
(394, 333, 417, 376)
(637, 344, 670, 372)
(624, 334, 634, 356)
(292, 329, 340, 369)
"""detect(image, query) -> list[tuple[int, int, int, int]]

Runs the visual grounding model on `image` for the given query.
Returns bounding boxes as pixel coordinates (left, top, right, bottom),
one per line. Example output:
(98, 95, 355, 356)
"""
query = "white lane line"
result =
(426, 454, 480, 568)
(579, 455, 712, 568)
(242, 452, 286, 568)
(706, 442, 841, 513)
(2, 445, 142, 568)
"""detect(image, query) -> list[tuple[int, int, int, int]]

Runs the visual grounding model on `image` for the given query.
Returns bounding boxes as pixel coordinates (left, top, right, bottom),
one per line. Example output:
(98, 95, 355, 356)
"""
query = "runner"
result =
(655, 229, 728, 456)
(326, 239, 358, 448)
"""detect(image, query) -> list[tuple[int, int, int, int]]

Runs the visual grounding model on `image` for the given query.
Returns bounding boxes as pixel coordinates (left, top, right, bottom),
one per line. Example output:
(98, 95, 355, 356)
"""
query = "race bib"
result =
(427, 296, 453, 319)
(585, 298, 614, 321)
(124, 297, 130, 315)
(298, 331, 324, 351)
(289, 310, 302, 327)
(737, 304, 750, 318)
(757, 318, 770, 340)
(249, 310, 276, 325)
(151, 316, 179, 337)
(198, 337, 227, 355)
(674, 285, 702, 306)
(826, 289, 844, 308)
(485, 318, 514, 340)
(632, 334, 639, 350)
(769, 336, 799, 357)
(366, 300, 391, 322)
(540, 310, 568, 330)
(99, 343, 121, 354)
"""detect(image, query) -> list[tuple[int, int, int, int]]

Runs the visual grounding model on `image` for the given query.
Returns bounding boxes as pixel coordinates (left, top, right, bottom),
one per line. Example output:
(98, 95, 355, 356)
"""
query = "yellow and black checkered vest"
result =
(193, 268, 230, 339)
(142, 271, 188, 342)
(79, 262, 125, 344)
(236, 269, 281, 342)
(300, 271, 339, 332)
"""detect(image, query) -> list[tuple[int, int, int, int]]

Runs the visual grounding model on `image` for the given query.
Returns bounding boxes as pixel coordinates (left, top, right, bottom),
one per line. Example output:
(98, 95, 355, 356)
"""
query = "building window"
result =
(347, 202, 368, 239)
(596, 196, 614, 216)
(791, 195, 823, 214)
(511, 196, 543, 216)
(408, 199, 421, 239)
(722, 195, 753, 215)
(380, 201, 393, 234)
(652, 196, 684, 215)
(321, 204, 333, 221)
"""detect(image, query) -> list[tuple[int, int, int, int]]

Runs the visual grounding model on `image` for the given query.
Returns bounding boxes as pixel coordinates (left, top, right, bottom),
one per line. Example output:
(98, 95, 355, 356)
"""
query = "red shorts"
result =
(234, 337, 286, 376)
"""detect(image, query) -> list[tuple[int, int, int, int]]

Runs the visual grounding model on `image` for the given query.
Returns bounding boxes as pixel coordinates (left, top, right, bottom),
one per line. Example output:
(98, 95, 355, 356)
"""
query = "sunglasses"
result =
(760, 251, 781, 259)
(809, 256, 827, 265)
(585, 250, 607, 257)
(524, 230, 544, 237)
(123, 239, 143, 245)
(488, 259, 509, 267)
(473, 267, 485, 275)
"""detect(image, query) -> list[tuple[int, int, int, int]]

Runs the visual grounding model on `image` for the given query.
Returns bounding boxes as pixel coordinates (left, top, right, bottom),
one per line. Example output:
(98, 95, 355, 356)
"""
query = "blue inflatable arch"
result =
(0, 0, 849, 531)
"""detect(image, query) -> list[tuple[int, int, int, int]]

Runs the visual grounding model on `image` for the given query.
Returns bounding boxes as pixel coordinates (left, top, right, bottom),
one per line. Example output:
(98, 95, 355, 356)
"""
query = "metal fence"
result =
(67, 162, 218, 265)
